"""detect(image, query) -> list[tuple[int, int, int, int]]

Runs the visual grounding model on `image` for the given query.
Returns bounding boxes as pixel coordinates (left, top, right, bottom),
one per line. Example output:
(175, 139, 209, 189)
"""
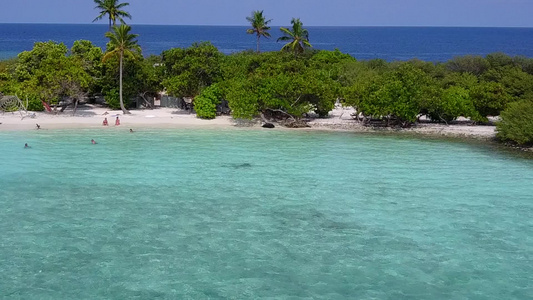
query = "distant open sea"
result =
(1, 24, 533, 61)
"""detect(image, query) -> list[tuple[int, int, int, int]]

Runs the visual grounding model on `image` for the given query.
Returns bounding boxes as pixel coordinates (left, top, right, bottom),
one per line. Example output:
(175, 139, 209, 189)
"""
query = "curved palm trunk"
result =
(119, 52, 130, 114)
(109, 17, 112, 30)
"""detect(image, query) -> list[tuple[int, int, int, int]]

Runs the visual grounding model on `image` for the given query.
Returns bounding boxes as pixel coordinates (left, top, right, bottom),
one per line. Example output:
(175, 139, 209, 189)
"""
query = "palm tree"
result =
(93, 0, 132, 30)
(103, 24, 141, 114)
(246, 10, 272, 53)
(277, 18, 312, 55)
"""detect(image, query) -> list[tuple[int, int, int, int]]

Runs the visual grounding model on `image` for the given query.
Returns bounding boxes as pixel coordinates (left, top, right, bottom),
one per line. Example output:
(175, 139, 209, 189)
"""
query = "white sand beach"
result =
(310, 106, 497, 139)
(0, 104, 496, 139)
(0, 105, 234, 131)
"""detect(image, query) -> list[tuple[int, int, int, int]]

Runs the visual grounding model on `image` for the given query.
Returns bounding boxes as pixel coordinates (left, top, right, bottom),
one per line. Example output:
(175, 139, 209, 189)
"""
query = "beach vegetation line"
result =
(1, 25, 533, 145)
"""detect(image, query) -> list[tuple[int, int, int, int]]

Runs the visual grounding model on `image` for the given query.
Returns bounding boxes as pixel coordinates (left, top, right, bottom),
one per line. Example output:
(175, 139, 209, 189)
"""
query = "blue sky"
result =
(1, 0, 532, 27)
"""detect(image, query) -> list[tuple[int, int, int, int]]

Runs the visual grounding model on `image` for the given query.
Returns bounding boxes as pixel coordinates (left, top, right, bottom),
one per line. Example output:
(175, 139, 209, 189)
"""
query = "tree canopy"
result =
(161, 42, 223, 98)
(246, 10, 272, 53)
(93, 0, 131, 29)
(277, 18, 312, 55)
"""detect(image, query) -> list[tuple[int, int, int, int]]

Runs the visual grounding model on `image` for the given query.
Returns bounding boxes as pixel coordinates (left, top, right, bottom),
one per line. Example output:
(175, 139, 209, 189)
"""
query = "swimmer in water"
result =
(91, 139, 97, 144)
(24, 143, 30, 148)
(129, 128, 133, 133)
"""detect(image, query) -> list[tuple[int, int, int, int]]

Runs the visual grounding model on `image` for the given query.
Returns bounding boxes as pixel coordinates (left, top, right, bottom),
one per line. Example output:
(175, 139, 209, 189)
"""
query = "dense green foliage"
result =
(0, 41, 93, 110)
(0, 38, 159, 112)
(496, 100, 533, 145)
(194, 84, 223, 119)
(340, 54, 533, 128)
(161, 42, 222, 98)
(220, 50, 350, 119)
(100, 53, 161, 110)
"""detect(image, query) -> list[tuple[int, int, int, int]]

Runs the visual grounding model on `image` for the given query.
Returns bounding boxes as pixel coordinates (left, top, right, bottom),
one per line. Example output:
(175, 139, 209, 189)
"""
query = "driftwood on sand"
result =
(261, 108, 310, 128)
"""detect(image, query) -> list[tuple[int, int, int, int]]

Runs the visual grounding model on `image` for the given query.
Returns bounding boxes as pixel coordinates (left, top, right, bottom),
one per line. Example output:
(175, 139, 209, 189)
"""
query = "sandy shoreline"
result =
(0, 105, 496, 140)
(0, 106, 235, 131)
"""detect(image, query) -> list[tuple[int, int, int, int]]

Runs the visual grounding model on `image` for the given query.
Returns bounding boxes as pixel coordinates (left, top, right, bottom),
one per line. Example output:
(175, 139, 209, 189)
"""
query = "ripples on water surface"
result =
(0, 129, 532, 299)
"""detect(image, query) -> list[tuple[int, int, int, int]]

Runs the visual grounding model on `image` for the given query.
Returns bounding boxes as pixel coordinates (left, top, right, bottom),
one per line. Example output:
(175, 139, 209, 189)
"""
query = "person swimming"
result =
(24, 143, 30, 148)
(91, 139, 97, 144)
(129, 128, 133, 133)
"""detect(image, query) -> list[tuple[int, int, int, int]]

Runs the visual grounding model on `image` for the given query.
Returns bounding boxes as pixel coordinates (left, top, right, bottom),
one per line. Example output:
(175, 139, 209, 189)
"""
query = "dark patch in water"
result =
(271, 208, 366, 233)
(223, 163, 252, 169)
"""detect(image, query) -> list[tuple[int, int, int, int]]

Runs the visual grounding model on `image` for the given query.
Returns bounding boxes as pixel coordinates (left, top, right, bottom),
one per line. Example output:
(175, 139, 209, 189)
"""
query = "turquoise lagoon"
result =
(0, 128, 532, 299)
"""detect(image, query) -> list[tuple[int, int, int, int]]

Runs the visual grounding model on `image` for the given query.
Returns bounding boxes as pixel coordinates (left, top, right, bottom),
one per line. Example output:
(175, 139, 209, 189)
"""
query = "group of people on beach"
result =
(103, 116, 120, 126)
(34, 115, 121, 130)
(25, 116, 134, 148)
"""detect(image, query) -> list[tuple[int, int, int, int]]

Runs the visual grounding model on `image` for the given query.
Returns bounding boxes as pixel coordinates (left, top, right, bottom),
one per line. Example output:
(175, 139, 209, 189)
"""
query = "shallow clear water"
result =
(1, 128, 532, 299)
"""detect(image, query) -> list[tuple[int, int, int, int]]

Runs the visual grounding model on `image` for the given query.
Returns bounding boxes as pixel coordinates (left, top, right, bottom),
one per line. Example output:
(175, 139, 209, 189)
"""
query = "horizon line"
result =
(0, 22, 532, 29)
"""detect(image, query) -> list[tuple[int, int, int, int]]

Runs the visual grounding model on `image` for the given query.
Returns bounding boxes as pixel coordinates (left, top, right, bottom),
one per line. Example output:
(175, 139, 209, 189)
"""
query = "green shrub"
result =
(194, 84, 222, 119)
(104, 89, 122, 110)
(26, 97, 44, 111)
(226, 80, 258, 119)
(470, 81, 510, 120)
(426, 86, 479, 123)
(496, 100, 533, 145)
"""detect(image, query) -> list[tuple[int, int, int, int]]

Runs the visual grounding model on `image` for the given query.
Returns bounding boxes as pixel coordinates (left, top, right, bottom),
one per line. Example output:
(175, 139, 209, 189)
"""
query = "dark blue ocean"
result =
(1, 23, 533, 61)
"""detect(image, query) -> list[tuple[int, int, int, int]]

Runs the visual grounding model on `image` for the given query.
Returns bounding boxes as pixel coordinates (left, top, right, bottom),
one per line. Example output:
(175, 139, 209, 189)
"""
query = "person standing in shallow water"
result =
(103, 118, 108, 126)
(115, 116, 120, 126)
(91, 139, 97, 144)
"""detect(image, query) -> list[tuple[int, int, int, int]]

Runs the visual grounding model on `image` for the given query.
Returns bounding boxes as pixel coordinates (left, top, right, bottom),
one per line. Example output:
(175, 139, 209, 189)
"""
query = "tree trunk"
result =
(260, 112, 269, 123)
(257, 35, 260, 53)
(72, 98, 79, 116)
(264, 108, 296, 122)
(119, 52, 130, 114)
(109, 18, 112, 30)
(140, 92, 153, 109)
(60, 102, 70, 112)
(438, 114, 449, 125)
